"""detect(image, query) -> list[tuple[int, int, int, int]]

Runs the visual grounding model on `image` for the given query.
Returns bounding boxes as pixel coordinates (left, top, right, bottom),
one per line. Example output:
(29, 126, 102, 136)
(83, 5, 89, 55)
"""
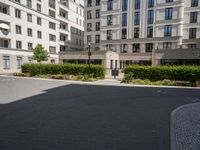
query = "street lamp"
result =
(88, 43, 91, 67)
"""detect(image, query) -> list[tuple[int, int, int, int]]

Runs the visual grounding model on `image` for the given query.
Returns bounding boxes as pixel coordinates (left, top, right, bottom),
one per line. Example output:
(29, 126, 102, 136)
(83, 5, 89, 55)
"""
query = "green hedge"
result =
(124, 65, 200, 82)
(22, 63, 105, 78)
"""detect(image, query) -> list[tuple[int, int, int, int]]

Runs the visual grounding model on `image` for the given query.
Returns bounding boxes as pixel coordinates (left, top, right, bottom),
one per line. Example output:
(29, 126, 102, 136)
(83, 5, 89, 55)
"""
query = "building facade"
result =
(84, 0, 200, 68)
(0, 0, 84, 73)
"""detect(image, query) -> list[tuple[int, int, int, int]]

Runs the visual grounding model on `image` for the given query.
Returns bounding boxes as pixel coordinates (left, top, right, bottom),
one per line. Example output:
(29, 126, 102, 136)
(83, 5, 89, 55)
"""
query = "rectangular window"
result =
(188, 44, 196, 48)
(87, 23, 92, 32)
(16, 41, 22, 49)
(49, 10, 56, 18)
(28, 42, 33, 50)
(146, 43, 153, 52)
(122, 0, 128, 11)
(96, 9, 100, 18)
(190, 12, 198, 23)
(135, 0, 140, 9)
(132, 44, 140, 53)
(147, 10, 154, 24)
(28, 57, 33, 63)
(95, 35, 100, 43)
(121, 28, 127, 39)
(107, 0, 113, 11)
(27, 13, 32, 22)
(49, 22, 56, 30)
(148, 0, 154, 8)
(37, 31, 42, 39)
(16, 25, 21, 34)
(134, 12, 140, 25)
(122, 13, 127, 26)
(107, 15, 113, 25)
(27, 0, 32, 8)
(49, 46, 56, 54)
(96, 0, 100, 6)
(87, 0, 92, 7)
(189, 28, 197, 39)
(49, 0, 56, 9)
(120, 44, 128, 53)
(17, 57, 22, 69)
(37, 4, 41, 12)
(96, 22, 100, 31)
(147, 26, 153, 38)
(3, 56, 10, 69)
(27, 28, 32, 37)
(191, 0, 199, 7)
(165, 8, 173, 20)
(134, 27, 140, 38)
(15, 9, 21, 18)
(164, 25, 172, 37)
(37, 17, 42, 25)
(87, 10, 92, 19)
(107, 30, 112, 40)
(49, 34, 56, 41)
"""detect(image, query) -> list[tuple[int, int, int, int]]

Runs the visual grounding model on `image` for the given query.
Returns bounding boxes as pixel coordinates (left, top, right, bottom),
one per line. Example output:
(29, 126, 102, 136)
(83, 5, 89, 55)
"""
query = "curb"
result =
(171, 103, 200, 150)
(1, 75, 200, 89)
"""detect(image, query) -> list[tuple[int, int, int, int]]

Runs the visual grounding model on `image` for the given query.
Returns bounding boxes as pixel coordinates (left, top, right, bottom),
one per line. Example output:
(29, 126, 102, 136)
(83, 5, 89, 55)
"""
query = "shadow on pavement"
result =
(0, 84, 199, 150)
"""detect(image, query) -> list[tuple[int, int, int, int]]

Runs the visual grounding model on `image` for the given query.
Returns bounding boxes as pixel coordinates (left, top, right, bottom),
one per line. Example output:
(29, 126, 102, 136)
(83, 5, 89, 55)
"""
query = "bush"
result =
(21, 63, 105, 79)
(124, 65, 200, 82)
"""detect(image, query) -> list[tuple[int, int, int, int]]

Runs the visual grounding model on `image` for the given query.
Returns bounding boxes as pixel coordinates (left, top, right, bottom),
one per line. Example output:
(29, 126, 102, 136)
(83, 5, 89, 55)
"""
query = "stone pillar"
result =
(140, 43, 146, 53)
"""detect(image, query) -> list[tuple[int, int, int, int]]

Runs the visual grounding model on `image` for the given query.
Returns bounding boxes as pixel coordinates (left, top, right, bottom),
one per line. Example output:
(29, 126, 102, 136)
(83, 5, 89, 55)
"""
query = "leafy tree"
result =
(33, 44, 48, 63)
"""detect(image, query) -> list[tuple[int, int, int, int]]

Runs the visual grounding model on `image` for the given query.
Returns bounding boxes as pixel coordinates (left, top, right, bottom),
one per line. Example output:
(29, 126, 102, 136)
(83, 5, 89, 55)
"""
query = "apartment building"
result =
(0, 0, 84, 73)
(84, 0, 200, 67)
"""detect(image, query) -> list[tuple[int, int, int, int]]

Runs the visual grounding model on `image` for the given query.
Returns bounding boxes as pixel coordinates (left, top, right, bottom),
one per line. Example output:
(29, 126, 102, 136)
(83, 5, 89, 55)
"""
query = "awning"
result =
(0, 23, 10, 30)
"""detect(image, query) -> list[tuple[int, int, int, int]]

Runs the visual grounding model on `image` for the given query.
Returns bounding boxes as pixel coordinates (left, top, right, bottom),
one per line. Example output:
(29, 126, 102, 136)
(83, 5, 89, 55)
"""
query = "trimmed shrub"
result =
(21, 63, 105, 79)
(124, 65, 200, 82)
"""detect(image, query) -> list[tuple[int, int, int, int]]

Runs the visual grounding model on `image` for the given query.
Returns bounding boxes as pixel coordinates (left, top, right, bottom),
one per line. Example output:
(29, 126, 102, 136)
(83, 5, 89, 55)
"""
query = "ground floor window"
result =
(160, 59, 200, 65)
(3, 56, 10, 69)
(17, 57, 22, 69)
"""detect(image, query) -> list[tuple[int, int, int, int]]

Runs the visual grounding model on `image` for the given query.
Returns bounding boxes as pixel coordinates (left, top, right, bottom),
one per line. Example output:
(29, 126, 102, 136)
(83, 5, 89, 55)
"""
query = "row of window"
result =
(87, 9, 100, 19)
(14, 0, 55, 11)
(15, 40, 56, 53)
(87, 0, 100, 7)
(87, 22, 100, 32)
(106, 26, 197, 40)
(15, 25, 56, 41)
(3, 55, 56, 70)
(106, 0, 199, 11)
(3, 55, 30, 69)
(87, 35, 100, 44)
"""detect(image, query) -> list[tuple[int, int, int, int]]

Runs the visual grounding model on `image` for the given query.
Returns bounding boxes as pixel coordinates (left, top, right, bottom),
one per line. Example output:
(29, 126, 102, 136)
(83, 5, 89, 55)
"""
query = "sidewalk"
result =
(171, 103, 200, 150)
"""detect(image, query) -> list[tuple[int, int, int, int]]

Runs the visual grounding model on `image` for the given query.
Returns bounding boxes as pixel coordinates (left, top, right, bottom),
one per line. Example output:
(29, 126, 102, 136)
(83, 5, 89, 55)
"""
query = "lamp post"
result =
(88, 43, 91, 67)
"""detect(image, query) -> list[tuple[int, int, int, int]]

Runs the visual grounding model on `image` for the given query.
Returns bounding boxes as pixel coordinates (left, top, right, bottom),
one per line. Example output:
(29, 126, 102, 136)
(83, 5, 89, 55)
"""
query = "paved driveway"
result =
(0, 76, 199, 150)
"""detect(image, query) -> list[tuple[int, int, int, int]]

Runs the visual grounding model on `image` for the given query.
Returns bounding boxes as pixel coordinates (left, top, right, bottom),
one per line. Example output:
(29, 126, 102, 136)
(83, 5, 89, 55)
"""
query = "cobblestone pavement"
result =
(171, 103, 200, 150)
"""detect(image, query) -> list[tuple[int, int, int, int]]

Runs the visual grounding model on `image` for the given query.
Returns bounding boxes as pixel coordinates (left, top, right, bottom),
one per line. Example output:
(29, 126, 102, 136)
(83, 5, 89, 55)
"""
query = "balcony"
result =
(59, 0, 69, 8)
(0, 21, 11, 38)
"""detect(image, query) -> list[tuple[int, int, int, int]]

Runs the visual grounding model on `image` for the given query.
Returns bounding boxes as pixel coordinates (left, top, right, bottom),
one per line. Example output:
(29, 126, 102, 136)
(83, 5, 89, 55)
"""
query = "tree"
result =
(33, 44, 48, 63)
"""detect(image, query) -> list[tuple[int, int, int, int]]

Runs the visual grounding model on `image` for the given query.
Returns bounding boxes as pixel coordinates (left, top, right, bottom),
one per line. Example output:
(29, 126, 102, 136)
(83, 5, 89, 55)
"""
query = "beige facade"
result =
(84, 0, 200, 67)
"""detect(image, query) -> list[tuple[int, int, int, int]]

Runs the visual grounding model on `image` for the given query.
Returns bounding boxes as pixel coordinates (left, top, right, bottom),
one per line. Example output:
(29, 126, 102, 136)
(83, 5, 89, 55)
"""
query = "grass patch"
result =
(14, 73, 100, 82)
(122, 79, 194, 87)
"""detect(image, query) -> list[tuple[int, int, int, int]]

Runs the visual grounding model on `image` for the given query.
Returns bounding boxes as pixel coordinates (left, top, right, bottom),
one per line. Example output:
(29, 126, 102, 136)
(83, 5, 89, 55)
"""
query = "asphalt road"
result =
(0, 76, 199, 150)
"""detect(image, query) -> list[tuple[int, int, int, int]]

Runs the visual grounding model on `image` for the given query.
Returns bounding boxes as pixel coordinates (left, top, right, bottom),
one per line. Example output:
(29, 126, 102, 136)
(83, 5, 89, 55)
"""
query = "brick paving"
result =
(171, 103, 200, 150)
